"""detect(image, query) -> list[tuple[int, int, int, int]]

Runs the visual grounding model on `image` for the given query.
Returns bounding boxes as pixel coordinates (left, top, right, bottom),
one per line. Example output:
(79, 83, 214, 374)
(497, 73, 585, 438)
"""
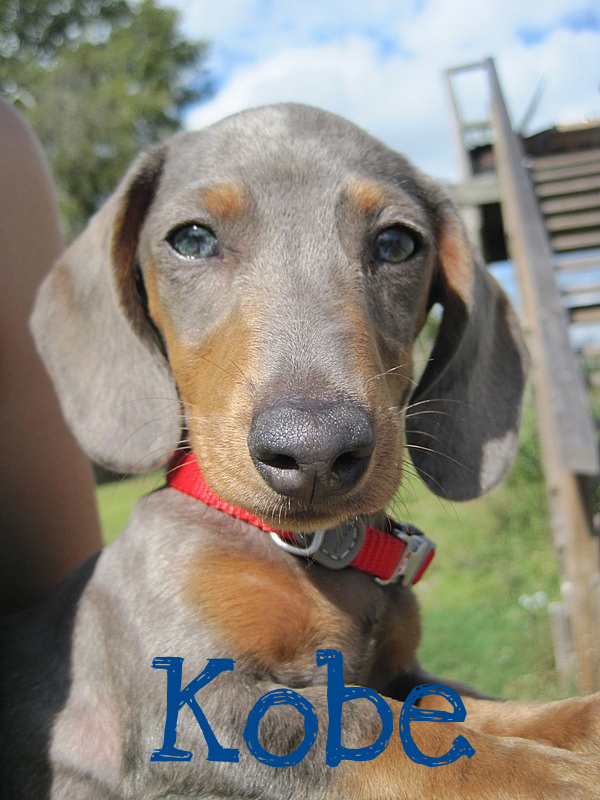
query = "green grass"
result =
(96, 404, 567, 701)
(397, 477, 564, 701)
(96, 470, 165, 544)
(403, 401, 573, 701)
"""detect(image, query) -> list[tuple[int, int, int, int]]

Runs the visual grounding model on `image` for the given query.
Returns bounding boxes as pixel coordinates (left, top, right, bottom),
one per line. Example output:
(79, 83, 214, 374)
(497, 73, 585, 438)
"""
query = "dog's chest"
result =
(182, 540, 387, 686)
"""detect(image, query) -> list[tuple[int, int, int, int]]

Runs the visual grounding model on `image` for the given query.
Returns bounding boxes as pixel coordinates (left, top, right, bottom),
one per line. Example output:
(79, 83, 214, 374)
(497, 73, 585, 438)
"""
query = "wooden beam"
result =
(485, 58, 600, 693)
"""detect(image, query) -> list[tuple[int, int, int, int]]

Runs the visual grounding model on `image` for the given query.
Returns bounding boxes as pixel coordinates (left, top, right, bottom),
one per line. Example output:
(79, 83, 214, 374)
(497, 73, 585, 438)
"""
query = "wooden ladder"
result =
(445, 58, 600, 693)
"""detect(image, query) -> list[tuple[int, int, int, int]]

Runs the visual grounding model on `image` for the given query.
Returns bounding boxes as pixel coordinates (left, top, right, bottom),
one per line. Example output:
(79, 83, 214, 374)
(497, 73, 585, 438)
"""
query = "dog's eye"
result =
(167, 224, 219, 259)
(374, 226, 419, 263)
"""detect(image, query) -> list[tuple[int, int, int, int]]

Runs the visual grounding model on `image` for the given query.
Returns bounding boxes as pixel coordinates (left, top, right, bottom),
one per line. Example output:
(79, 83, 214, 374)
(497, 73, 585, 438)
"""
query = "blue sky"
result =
(169, 0, 600, 181)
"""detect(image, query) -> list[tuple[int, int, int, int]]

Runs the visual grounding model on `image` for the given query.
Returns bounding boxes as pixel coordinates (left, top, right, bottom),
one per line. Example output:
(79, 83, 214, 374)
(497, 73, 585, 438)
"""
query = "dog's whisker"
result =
(225, 358, 255, 392)
(405, 396, 470, 411)
(397, 459, 450, 501)
(406, 442, 472, 474)
(365, 364, 410, 384)
(196, 353, 247, 386)
(404, 430, 447, 448)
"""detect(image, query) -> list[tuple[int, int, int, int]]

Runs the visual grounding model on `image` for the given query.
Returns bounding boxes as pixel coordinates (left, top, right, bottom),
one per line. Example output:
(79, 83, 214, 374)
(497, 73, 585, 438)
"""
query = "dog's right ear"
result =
(31, 146, 181, 473)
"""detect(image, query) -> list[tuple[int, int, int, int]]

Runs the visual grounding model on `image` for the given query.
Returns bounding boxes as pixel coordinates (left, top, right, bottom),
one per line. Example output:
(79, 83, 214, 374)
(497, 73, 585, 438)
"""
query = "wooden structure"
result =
(445, 58, 600, 693)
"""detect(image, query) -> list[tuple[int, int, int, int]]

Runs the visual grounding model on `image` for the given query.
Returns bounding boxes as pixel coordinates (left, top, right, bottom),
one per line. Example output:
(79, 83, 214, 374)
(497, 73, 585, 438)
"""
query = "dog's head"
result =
(32, 104, 527, 529)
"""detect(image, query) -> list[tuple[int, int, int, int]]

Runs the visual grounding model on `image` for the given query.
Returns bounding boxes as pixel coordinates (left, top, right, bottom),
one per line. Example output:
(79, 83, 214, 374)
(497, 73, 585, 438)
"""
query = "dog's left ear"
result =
(31, 146, 182, 473)
(406, 195, 528, 501)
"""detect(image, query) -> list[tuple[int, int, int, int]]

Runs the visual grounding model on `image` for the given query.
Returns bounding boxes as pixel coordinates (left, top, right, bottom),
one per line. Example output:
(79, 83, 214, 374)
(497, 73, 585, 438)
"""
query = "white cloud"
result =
(185, 36, 457, 179)
(498, 28, 600, 129)
(178, 0, 416, 54)
(175, 0, 600, 181)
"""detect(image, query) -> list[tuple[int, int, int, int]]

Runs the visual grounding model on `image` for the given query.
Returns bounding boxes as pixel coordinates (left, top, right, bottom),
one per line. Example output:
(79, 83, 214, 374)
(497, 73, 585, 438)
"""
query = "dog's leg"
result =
(320, 692, 600, 800)
(418, 691, 600, 757)
(49, 674, 600, 800)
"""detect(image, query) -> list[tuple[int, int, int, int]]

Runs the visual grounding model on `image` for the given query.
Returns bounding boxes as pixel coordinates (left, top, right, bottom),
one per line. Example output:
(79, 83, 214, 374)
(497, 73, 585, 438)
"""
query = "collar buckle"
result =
(269, 529, 326, 557)
(375, 522, 436, 586)
(270, 521, 367, 569)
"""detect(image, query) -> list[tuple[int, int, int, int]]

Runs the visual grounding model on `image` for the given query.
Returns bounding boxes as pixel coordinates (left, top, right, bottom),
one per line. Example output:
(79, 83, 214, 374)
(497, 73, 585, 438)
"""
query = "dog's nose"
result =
(247, 401, 374, 501)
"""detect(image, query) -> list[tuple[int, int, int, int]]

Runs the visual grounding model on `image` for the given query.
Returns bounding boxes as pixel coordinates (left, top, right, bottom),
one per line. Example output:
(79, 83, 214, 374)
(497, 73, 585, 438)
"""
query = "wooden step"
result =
(563, 289, 600, 304)
(532, 161, 600, 184)
(529, 148, 600, 171)
(569, 305, 600, 324)
(551, 229, 600, 252)
(540, 193, 600, 215)
(535, 174, 600, 198)
(563, 287, 600, 305)
(545, 210, 600, 232)
(554, 251, 600, 271)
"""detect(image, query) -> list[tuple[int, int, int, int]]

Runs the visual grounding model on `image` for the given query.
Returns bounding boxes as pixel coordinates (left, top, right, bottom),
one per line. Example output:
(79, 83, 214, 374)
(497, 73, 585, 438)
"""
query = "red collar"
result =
(167, 452, 435, 586)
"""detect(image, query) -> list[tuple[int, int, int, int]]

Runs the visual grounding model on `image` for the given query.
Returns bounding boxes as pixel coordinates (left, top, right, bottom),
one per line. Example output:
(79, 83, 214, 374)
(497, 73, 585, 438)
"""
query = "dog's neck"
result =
(167, 451, 435, 587)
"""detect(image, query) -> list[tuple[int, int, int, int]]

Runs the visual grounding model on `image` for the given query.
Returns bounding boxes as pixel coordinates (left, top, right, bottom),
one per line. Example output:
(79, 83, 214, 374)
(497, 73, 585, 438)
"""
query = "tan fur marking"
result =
(186, 546, 356, 670)
(346, 178, 389, 214)
(331, 708, 598, 800)
(202, 183, 246, 219)
(437, 214, 473, 304)
(143, 264, 256, 493)
(173, 313, 260, 502)
(153, 297, 263, 508)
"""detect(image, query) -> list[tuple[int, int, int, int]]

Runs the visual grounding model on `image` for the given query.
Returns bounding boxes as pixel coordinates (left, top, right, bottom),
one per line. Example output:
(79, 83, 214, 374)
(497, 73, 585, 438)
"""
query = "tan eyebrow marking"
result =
(202, 183, 246, 219)
(346, 178, 389, 214)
